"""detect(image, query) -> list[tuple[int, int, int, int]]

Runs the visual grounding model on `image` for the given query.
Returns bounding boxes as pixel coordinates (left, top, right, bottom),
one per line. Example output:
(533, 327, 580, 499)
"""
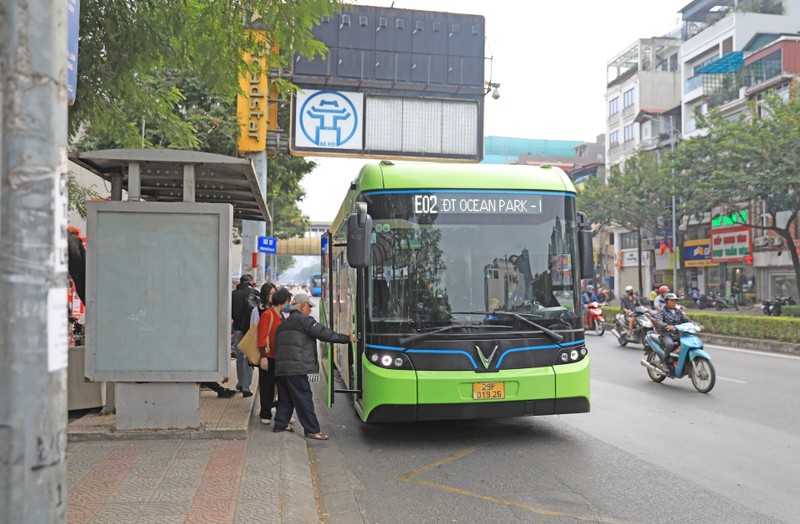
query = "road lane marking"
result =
(717, 376, 748, 384)
(396, 444, 634, 524)
(704, 344, 800, 360)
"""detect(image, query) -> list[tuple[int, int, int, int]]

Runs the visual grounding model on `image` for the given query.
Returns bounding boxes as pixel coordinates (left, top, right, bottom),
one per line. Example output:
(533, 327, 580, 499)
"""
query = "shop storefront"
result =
(710, 222, 754, 304)
(683, 238, 717, 297)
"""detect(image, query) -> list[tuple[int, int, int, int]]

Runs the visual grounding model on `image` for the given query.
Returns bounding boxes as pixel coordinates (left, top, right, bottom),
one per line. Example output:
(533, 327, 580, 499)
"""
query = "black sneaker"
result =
(217, 389, 236, 398)
(242, 391, 253, 398)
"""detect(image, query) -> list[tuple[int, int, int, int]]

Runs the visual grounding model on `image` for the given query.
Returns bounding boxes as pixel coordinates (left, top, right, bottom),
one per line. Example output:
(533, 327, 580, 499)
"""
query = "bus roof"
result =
(332, 162, 576, 231)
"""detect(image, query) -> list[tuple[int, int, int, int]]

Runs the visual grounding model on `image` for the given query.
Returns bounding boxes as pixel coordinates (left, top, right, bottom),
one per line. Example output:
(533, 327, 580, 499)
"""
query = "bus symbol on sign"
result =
(258, 236, 277, 254)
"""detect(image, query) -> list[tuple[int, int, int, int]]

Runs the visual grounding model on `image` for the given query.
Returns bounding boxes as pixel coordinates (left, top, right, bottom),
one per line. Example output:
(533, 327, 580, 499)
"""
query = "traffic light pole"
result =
(1, 1, 69, 522)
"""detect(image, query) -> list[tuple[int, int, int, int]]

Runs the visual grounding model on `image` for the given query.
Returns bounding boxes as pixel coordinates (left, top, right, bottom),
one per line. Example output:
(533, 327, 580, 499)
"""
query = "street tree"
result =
(69, 0, 341, 147)
(669, 93, 800, 299)
(578, 152, 662, 296)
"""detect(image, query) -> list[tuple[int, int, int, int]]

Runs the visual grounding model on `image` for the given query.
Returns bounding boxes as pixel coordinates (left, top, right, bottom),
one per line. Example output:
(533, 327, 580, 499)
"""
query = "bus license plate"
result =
(473, 382, 505, 400)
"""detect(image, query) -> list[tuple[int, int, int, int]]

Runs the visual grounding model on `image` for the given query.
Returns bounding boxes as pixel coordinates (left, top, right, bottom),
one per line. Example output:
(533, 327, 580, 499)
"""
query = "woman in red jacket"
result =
(257, 287, 292, 425)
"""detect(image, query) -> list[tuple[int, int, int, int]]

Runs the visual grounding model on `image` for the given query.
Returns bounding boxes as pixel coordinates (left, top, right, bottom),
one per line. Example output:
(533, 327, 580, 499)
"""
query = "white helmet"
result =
(625, 285, 634, 292)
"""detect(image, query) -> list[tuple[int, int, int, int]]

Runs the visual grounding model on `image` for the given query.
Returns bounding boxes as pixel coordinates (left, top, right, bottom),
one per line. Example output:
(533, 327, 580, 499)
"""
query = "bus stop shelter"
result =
(69, 149, 270, 430)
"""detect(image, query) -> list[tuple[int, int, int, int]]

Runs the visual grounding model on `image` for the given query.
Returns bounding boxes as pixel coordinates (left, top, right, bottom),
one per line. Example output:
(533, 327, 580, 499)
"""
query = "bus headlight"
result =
(555, 345, 587, 365)
(365, 347, 414, 370)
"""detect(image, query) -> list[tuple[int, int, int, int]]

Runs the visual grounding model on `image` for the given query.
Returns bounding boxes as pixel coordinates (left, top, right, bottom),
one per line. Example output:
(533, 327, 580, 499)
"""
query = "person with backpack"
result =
(232, 274, 259, 397)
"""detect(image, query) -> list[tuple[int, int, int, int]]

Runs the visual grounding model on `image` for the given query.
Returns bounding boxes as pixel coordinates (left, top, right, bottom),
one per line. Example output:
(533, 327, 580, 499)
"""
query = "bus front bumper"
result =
(361, 357, 590, 423)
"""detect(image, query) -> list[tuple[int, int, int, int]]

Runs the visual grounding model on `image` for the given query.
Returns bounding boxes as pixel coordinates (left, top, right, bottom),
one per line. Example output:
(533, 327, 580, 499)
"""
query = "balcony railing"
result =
(684, 75, 703, 93)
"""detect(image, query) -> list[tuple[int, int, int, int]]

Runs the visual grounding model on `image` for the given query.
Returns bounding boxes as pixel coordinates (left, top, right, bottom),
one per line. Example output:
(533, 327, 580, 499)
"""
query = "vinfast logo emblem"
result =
(475, 345, 499, 370)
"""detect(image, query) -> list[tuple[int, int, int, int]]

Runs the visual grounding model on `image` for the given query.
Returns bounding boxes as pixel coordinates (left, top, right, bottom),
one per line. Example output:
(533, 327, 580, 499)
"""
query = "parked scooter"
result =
(762, 296, 797, 316)
(611, 305, 653, 347)
(640, 322, 716, 393)
(713, 293, 738, 311)
(583, 301, 606, 336)
(696, 294, 716, 310)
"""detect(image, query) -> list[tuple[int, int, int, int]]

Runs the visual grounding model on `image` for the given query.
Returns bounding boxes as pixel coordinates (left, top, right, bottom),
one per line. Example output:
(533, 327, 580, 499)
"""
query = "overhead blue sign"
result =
(258, 236, 277, 254)
(67, 0, 80, 104)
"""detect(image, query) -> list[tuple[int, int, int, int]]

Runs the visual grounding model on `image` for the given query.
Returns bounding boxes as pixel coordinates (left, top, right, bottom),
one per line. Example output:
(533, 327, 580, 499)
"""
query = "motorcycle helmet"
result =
(625, 285, 634, 293)
(665, 293, 679, 300)
(658, 285, 670, 294)
(586, 285, 594, 292)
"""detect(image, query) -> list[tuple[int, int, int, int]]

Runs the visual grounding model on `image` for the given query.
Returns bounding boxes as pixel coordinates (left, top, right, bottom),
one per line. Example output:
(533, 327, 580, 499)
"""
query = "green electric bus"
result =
(319, 162, 593, 422)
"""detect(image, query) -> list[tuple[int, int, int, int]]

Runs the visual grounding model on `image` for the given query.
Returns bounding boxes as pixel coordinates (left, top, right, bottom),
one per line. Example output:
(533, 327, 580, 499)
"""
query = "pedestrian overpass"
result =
(276, 222, 330, 256)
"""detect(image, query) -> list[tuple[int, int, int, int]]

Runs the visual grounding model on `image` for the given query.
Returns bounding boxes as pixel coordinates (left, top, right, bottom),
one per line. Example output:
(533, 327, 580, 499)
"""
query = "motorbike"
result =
(696, 294, 716, 310)
(640, 322, 716, 393)
(611, 305, 653, 347)
(762, 296, 797, 316)
(583, 301, 606, 336)
(713, 293, 738, 311)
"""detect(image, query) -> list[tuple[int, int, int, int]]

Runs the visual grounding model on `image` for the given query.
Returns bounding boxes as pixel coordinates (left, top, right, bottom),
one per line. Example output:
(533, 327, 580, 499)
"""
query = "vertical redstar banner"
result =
(237, 32, 277, 153)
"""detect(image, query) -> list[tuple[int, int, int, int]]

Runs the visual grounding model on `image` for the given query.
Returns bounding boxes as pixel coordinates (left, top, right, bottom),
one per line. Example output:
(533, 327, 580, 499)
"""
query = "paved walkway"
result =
(66, 369, 319, 523)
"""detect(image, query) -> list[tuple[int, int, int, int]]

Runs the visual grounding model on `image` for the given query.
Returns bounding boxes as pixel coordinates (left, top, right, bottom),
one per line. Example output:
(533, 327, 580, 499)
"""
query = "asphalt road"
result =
(313, 315, 800, 524)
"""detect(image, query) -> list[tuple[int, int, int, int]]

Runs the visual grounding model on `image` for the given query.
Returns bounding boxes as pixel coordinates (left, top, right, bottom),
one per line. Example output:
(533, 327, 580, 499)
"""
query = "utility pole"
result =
(669, 116, 678, 292)
(1, 1, 69, 522)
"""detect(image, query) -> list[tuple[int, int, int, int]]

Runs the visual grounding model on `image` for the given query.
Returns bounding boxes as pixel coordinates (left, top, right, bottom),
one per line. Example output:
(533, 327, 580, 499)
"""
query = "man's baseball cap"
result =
(240, 274, 254, 283)
(290, 293, 315, 308)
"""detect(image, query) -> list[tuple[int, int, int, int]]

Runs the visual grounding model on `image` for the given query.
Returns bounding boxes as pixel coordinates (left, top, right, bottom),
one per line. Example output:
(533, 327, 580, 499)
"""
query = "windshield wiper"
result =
(398, 323, 484, 348)
(493, 311, 564, 343)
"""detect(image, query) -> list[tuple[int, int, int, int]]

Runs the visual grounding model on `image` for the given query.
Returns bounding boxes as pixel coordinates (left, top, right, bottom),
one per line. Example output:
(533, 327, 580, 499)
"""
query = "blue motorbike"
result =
(640, 322, 716, 393)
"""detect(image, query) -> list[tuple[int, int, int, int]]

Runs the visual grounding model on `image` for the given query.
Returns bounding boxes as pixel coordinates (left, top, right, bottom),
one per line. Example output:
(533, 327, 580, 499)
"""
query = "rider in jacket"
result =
(653, 293, 698, 372)
(619, 285, 642, 340)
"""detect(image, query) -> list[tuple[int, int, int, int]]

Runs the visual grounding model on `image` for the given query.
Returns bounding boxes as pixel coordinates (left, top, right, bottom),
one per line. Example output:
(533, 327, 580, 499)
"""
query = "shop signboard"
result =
(711, 226, 751, 262)
(684, 238, 718, 268)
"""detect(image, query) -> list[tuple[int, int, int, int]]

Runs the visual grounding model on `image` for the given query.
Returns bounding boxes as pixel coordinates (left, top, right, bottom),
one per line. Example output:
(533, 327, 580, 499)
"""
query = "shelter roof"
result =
(69, 149, 270, 223)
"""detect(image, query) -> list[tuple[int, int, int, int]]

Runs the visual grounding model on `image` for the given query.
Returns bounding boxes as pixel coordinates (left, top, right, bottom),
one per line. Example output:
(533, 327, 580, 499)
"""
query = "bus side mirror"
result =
(347, 202, 372, 268)
(577, 212, 594, 281)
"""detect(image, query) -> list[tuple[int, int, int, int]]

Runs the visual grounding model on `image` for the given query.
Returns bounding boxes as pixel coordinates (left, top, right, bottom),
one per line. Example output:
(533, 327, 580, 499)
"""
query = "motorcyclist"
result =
(619, 285, 642, 340)
(581, 285, 598, 326)
(652, 285, 670, 310)
(654, 293, 701, 372)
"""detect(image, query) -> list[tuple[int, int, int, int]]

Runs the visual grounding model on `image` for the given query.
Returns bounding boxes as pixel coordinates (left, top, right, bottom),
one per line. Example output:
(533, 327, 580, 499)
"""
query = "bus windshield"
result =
(364, 191, 580, 332)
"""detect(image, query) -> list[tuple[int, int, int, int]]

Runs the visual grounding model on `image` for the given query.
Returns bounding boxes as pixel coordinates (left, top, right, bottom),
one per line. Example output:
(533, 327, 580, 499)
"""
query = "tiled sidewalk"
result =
(66, 416, 315, 524)
(66, 361, 318, 524)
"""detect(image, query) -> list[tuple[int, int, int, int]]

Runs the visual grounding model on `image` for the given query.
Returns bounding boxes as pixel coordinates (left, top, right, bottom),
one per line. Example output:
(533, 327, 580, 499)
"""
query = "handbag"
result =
(237, 323, 261, 366)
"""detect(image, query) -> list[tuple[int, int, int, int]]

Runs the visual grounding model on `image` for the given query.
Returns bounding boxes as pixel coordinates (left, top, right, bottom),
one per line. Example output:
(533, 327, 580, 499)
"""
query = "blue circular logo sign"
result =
(299, 90, 359, 148)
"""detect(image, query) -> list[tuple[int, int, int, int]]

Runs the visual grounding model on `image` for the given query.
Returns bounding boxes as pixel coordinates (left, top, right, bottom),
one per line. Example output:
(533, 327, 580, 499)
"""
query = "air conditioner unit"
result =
(753, 236, 769, 248)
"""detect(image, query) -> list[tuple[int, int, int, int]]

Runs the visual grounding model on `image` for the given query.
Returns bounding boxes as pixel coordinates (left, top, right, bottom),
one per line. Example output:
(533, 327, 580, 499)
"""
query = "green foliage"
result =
(67, 173, 100, 219)
(69, 0, 341, 147)
(667, 92, 800, 299)
(578, 152, 664, 234)
(782, 306, 800, 318)
(690, 312, 800, 343)
(577, 152, 665, 294)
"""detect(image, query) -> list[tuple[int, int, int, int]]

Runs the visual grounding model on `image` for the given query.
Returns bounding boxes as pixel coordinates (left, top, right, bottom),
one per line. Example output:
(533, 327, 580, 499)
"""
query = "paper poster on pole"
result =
(48, 288, 69, 372)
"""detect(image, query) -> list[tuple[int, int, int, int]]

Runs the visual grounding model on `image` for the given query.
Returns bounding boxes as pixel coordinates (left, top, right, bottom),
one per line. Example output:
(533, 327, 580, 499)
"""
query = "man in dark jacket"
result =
(231, 274, 259, 396)
(273, 293, 355, 440)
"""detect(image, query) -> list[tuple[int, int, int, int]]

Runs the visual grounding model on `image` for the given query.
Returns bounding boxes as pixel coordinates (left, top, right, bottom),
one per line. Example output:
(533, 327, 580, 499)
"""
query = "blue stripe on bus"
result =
(363, 189, 576, 198)
(494, 339, 585, 368)
(365, 340, 586, 370)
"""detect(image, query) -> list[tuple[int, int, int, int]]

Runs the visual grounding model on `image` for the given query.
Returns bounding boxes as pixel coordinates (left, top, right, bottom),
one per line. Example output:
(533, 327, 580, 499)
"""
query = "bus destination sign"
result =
(413, 194, 543, 215)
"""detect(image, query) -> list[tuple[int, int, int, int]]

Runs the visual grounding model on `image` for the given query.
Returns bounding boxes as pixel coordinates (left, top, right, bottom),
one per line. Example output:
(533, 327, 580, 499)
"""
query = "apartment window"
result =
(609, 130, 620, 147)
(609, 97, 619, 116)
(620, 232, 638, 250)
(624, 123, 634, 142)
(623, 88, 635, 108)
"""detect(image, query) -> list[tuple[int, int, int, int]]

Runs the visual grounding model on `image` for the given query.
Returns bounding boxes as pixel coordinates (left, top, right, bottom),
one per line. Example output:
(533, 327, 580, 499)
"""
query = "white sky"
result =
(298, 0, 689, 222)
